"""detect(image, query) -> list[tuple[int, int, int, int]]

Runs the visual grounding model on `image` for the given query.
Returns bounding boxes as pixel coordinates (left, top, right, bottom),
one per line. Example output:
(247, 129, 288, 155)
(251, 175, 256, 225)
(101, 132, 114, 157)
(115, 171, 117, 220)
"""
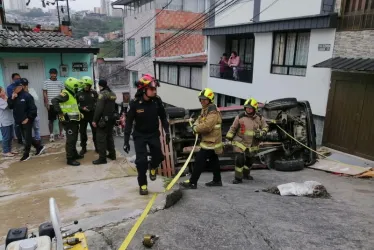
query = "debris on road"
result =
(263, 181, 331, 198)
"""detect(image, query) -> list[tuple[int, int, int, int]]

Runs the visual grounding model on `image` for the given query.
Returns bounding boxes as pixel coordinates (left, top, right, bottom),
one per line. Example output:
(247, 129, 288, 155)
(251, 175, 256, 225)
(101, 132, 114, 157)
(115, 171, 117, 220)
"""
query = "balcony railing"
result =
(338, 12, 374, 31)
(210, 64, 253, 83)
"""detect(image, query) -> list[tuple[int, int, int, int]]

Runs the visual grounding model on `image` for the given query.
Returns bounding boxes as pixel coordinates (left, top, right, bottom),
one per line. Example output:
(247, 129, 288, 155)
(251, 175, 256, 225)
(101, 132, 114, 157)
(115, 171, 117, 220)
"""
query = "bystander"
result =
(0, 86, 16, 157)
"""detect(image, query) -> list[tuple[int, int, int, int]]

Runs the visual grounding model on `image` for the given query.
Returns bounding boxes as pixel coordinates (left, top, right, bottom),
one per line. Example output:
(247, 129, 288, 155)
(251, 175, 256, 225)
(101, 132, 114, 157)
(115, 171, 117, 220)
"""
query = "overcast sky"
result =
(11, 0, 105, 11)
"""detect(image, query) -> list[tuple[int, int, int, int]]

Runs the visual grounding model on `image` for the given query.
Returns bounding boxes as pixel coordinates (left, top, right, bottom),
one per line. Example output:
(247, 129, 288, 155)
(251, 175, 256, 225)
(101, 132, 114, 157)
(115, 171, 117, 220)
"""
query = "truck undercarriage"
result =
(165, 98, 317, 173)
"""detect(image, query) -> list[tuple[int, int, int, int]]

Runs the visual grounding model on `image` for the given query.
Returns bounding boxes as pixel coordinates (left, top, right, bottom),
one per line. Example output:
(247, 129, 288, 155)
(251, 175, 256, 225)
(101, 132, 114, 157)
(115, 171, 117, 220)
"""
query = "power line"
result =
(250, 0, 280, 22)
(103, 0, 232, 79)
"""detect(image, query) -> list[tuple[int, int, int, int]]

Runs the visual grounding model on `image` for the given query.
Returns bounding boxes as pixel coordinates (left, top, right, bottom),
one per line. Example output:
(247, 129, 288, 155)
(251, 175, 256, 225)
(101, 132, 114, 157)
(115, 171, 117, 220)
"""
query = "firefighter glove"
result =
(165, 133, 171, 145)
(123, 141, 130, 154)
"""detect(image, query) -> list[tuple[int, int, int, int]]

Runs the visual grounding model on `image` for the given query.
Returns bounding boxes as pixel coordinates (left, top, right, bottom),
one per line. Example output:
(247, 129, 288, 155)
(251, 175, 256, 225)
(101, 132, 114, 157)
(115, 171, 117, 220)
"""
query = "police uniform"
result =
(51, 77, 83, 166)
(76, 87, 98, 154)
(92, 80, 117, 165)
(226, 98, 269, 183)
(180, 88, 223, 189)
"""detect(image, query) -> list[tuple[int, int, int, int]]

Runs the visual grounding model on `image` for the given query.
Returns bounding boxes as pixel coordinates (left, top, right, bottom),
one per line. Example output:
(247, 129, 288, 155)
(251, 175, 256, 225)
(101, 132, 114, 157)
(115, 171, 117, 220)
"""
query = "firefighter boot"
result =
(139, 185, 149, 195)
(93, 158, 107, 165)
(180, 180, 197, 189)
(232, 178, 243, 184)
(79, 146, 87, 156)
(149, 168, 157, 181)
(243, 168, 254, 180)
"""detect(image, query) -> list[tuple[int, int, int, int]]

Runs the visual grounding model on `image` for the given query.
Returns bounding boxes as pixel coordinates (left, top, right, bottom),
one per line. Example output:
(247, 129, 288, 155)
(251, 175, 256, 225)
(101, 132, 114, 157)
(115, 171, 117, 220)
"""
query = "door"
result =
(3, 58, 49, 137)
(323, 72, 374, 160)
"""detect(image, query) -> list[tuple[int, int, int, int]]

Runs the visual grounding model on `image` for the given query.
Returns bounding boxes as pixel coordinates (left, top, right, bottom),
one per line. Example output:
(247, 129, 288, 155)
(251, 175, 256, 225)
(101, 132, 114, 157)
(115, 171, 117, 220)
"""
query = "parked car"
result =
(164, 98, 317, 173)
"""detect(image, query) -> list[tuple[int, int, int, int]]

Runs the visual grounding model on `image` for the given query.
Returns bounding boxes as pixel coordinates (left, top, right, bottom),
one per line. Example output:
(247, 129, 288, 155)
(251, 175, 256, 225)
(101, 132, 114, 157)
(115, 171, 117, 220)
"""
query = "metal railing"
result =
(338, 12, 374, 31)
(209, 64, 253, 83)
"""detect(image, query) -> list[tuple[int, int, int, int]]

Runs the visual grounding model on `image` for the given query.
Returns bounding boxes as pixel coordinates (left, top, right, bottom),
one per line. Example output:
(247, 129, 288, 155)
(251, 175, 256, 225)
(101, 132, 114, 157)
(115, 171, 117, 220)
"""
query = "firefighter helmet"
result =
(244, 98, 258, 111)
(137, 74, 160, 90)
(198, 88, 215, 102)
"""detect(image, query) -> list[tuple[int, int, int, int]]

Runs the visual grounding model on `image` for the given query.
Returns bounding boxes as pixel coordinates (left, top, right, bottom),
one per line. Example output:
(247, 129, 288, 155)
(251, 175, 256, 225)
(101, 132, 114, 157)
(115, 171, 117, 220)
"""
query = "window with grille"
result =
(271, 31, 310, 77)
(131, 71, 138, 88)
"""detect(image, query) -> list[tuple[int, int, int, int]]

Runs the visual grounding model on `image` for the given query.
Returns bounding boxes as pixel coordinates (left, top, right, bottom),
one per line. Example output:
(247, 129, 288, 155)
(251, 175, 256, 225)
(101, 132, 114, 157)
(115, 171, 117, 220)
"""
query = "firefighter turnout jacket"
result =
(226, 112, 269, 153)
(193, 103, 223, 154)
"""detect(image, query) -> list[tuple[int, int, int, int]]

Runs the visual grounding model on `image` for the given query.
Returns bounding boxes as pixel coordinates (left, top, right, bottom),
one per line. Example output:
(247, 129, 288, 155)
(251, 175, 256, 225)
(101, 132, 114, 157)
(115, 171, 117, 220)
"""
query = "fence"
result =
(209, 64, 253, 83)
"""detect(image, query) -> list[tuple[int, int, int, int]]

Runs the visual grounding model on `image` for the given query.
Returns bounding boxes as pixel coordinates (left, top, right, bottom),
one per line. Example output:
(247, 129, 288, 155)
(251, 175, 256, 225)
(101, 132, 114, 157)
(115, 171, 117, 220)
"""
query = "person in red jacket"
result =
(33, 24, 41, 32)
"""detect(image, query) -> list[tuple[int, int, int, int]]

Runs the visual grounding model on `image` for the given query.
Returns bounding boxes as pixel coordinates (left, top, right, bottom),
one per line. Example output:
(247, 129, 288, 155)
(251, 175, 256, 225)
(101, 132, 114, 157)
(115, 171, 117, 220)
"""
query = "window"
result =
(141, 37, 151, 57)
(159, 63, 203, 90)
(128, 38, 135, 56)
(271, 31, 310, 77)
(131, 71, 138, 88)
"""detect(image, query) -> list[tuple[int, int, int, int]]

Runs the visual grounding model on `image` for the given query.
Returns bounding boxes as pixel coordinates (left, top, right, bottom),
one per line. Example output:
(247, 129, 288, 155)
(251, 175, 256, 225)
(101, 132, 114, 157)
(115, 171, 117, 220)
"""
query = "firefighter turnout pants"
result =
(134, 134, 164, 187)
(234, 152, 254, 180)
(64, 121, 80, 160)
(96, 121, 116, 160)
(190, 148, 221, 185)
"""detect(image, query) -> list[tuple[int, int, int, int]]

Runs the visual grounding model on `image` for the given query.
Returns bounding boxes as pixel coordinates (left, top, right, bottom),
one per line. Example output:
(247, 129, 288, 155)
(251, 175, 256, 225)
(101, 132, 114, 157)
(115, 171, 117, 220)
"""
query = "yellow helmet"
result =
(244, 98, 258, 111)
(198, 88, 215, 102)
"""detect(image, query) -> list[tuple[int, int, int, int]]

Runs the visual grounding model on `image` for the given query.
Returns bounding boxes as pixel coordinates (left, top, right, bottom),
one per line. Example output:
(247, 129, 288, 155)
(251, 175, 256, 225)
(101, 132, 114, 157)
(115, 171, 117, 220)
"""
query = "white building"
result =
(101, 0, 113, 16)
(5, 0, 26, 12)
(204, 0, 337, 144)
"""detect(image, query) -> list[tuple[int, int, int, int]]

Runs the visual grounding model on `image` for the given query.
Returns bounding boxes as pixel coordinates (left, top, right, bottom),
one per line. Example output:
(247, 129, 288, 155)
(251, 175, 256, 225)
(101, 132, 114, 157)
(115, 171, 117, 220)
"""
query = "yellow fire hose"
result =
(275, 124, 368, 171)
(118, 134, 199, 250)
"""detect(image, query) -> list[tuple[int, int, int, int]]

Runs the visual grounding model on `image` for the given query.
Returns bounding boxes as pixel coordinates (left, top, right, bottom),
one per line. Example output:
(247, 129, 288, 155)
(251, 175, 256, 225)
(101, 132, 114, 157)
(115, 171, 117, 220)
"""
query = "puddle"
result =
(0, 188, 77, 239)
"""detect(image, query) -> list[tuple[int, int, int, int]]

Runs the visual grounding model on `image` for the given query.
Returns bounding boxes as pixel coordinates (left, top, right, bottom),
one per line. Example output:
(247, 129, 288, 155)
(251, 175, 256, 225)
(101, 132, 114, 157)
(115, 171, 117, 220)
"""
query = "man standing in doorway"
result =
(7, 73, 23, 145)
(43, 68, 64, 142)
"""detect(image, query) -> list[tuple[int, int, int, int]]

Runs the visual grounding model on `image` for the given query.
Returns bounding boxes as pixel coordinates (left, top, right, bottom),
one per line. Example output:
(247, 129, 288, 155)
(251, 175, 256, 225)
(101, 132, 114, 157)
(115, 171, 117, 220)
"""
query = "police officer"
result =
(180, 88, 223, 189)
(52, 77, 83, 166)
(226, 98, 268, 183)
(76, 76, 98, 155)
(123, 74, 170, 196)
(92, 79, 117, 165)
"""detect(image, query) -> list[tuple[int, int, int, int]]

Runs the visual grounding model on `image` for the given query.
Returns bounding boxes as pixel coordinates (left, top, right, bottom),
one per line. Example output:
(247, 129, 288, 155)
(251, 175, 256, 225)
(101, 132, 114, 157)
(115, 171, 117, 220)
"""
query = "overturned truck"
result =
(164, 98, 317, 174)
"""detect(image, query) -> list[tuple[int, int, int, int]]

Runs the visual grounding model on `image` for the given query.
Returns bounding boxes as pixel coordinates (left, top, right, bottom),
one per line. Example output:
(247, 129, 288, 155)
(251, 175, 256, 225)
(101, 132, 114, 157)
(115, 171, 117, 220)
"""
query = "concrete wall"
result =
(207, 29, 336, 116)
(215, 0, 254, 26)
(259, 0, 323, 21)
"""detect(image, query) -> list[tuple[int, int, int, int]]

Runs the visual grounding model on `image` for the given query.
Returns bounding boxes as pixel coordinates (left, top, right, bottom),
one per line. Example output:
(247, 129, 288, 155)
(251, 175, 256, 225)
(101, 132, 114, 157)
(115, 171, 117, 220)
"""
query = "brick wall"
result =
(155, 9, 206, 57)
(155, 32, 205, 57)
(155, 9, 206, 30)
(334, 31, 374, 58)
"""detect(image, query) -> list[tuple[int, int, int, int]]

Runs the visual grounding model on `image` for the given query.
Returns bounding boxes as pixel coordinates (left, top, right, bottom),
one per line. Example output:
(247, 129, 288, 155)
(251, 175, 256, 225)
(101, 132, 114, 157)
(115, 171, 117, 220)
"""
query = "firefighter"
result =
(180, 88, 223, 189)
(76, 76, 98, 155)
(92, 79, 117, 165)
(226, 98, 268, 183)
(51, 77, 83, 166)
(123, 74, 170, 196)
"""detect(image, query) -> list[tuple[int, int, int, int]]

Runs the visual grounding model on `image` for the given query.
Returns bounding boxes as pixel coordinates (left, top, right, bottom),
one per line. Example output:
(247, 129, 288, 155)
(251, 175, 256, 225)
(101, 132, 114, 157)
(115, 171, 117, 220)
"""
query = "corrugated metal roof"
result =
(313, 57, 374, 71)
(112, 0, 133, 5)
(203, 13, 338, 36)
(0, 30, 99, 53)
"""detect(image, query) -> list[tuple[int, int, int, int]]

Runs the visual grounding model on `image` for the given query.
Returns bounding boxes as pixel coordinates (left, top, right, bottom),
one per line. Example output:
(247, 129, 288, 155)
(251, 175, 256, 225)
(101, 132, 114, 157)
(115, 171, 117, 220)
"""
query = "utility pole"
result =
(0, 0, 5, 25)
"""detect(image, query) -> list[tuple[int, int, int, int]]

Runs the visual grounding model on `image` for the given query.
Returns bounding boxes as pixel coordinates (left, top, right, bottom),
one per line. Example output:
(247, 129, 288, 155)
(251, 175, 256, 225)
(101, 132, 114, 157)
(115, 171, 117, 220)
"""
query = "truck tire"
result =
(165, 107, 186, 119)
(274, 159, 304, 172)
(264, 98, 299, 111)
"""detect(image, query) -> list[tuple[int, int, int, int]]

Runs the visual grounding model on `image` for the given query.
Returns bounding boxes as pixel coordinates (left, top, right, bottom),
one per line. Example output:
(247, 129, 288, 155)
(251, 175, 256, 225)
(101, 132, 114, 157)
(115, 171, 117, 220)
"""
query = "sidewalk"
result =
(0, 138, 165, 244)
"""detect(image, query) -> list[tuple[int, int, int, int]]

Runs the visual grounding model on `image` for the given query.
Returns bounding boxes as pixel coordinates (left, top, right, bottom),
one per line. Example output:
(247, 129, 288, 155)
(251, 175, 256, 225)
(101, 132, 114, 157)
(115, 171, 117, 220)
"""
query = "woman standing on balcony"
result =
(228, 51, 241, 80)
(219, 53, 229, 78)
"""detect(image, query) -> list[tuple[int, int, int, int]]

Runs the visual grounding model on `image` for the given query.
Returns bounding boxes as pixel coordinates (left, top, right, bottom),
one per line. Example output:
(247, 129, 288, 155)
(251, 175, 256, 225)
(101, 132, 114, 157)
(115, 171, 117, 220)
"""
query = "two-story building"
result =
(112, 0, 208, 107)
(313, 0, 374, 160)
(204, 0, 337, 145)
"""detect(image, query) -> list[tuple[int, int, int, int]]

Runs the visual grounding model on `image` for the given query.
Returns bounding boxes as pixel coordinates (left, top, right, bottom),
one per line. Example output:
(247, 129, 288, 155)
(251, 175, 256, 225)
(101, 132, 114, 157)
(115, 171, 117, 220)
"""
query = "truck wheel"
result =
(273, 159, 304, 172)
(264, 98, 299, 111)
(165, 107, 186, 119)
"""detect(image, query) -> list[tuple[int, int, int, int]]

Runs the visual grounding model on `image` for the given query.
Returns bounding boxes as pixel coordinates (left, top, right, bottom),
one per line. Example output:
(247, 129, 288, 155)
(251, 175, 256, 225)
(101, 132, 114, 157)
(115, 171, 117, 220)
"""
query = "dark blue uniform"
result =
(124, 96, 169, 187)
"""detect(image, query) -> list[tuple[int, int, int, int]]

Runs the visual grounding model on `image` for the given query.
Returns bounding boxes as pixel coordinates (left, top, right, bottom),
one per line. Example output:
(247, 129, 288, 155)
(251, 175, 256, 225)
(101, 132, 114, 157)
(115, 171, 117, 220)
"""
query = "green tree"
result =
(71, 16, 123, 39)
(24, 8, 51, 18)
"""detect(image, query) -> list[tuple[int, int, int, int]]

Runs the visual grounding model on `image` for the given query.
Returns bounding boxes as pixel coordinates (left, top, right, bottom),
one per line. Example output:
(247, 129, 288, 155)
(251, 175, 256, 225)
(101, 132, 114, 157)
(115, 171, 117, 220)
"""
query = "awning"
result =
(203, 13, 338, 36)
(313, 57, 374, 71)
